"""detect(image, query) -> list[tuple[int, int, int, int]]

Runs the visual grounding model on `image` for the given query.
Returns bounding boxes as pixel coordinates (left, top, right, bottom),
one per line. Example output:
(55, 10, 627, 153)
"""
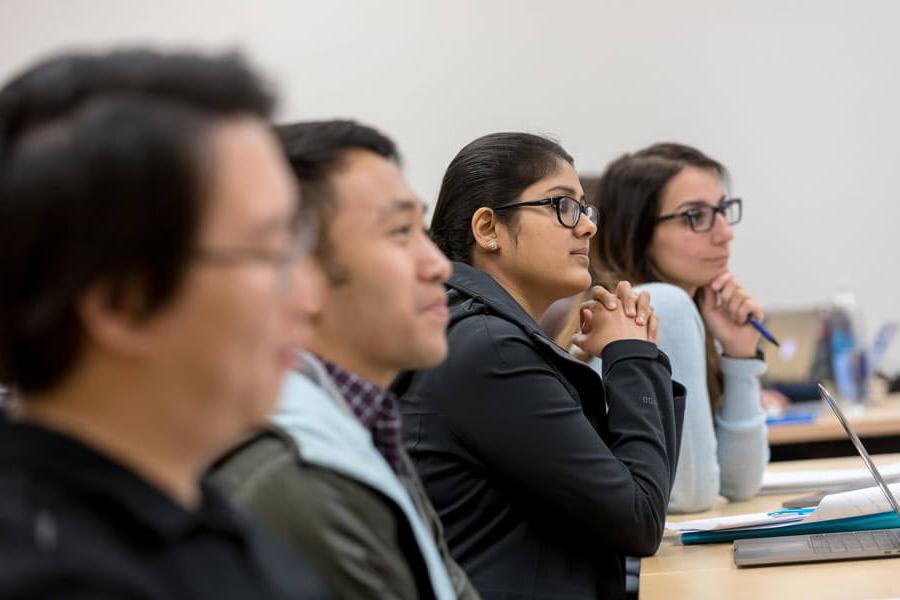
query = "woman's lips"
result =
(570, 248, 590, 263)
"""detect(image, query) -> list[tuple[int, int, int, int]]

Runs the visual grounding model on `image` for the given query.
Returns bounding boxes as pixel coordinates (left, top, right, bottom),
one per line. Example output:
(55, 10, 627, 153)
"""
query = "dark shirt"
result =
(0, 418, 328, 599)
(320, 358, 404, 476)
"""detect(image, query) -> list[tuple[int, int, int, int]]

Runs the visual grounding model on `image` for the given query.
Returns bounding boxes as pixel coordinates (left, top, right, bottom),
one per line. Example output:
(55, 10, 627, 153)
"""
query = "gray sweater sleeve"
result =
(716, 355, 770, 502)
(635, 283, 769, 513)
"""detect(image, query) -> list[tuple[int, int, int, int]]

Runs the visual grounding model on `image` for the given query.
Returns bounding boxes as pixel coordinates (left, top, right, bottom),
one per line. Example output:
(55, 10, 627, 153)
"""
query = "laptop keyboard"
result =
(809, 530, 900, 554)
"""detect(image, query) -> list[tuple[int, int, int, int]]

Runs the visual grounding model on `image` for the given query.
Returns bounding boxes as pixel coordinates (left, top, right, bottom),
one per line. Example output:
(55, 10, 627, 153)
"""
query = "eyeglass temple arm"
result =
(494, 199, 553, 210)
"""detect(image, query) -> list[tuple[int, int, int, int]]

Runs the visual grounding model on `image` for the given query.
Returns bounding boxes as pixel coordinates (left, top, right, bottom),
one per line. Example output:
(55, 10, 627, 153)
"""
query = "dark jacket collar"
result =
(444, 262, 600, 378)
(444, 263, 671, 378)
(445, 262, 545, 337)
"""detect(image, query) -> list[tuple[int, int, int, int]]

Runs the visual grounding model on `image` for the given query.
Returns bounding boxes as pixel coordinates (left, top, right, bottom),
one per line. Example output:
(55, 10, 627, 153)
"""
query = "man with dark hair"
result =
(0, 49, 326, 598)
(208, 120, 479, 600)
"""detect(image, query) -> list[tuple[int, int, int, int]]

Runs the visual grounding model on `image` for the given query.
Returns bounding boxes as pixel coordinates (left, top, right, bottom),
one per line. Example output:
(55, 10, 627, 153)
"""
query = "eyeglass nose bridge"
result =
(709, 203, 730, 225)
(574, 204, 598, 230)
(275, 236, 317, 296)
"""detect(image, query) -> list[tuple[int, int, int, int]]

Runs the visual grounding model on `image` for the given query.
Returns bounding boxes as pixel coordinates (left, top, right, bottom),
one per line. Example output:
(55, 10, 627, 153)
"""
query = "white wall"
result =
(3, 0, 899, 370)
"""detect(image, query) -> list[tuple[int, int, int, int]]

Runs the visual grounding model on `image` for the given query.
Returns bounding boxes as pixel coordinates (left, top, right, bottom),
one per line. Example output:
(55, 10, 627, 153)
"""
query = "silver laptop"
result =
(733, 384, 900, 567)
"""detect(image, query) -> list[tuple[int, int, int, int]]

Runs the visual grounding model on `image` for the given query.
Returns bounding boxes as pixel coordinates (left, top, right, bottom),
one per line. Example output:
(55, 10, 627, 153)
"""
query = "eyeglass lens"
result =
(690, 200, 740, 231)
(558, 197, 598, 228)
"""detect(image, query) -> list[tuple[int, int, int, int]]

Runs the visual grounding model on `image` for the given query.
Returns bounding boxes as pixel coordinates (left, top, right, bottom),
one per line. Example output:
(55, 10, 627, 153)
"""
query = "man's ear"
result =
(471, 207, 501, 254)
(77, 282, 155, 358)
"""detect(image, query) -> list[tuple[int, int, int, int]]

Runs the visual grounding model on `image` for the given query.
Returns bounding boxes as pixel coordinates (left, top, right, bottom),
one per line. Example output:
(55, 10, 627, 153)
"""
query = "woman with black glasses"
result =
(589, 142, 769, 514)
(392, 132, 685, 600)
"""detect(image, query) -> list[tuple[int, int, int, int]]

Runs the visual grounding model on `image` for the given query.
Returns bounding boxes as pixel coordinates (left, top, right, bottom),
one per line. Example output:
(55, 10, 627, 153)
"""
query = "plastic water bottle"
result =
(830, 284, 868, 403)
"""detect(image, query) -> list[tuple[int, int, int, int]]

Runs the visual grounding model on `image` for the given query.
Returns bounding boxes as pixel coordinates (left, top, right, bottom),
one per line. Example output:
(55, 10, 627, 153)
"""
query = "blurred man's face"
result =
(143, 117, 314, 438)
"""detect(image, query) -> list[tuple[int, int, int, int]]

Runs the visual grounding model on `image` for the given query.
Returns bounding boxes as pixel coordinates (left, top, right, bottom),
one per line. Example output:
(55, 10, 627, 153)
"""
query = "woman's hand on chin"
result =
(573, 281, 658, 356)
(700, 271, 763, 358)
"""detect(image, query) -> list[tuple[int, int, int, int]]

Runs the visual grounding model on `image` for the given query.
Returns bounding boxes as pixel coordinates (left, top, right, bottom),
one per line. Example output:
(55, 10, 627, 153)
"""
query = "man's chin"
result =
(402, 340, 448, 371)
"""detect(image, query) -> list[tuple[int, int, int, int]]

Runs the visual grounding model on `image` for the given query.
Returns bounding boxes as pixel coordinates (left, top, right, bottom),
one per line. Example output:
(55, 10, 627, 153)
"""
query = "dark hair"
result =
(430, 132, 574, 263)
(0, 49, 275, 395)
(590, 142, 728, 408)
(274, 120, 399, 283)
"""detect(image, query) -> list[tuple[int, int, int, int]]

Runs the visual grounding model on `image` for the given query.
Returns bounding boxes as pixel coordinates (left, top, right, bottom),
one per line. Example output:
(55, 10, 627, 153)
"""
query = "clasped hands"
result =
(573, 281, 658, 357)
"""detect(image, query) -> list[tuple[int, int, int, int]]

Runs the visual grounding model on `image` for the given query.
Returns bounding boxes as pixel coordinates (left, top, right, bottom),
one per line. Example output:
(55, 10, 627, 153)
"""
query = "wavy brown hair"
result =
(589, 143, 729, 410)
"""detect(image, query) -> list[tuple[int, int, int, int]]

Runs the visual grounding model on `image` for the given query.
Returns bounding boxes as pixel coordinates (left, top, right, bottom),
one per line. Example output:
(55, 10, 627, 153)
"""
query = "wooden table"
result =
(768, 394, 900, 460)
(640, 454, 900, 599)
(768, 394, 900, 444)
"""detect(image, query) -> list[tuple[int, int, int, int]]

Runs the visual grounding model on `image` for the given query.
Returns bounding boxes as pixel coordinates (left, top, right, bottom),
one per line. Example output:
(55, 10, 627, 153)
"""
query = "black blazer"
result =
(393, 263, 686, 600)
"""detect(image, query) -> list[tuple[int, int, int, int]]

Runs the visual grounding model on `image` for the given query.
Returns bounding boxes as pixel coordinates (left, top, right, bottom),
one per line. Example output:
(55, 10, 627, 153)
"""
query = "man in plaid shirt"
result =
(208, 120, 479, 600)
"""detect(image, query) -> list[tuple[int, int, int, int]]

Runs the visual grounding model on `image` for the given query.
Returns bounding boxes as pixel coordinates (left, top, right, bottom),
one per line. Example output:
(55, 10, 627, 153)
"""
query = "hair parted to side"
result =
(590, 142, 729, 408)
(274, 120, 399, 284)
(0, 48, 275, 395)
(429, 132, 574, 264)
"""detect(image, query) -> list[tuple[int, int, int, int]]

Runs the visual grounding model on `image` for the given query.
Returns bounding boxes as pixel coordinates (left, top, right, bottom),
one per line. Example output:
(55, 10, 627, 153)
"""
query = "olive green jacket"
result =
(208, 354, 478, 600)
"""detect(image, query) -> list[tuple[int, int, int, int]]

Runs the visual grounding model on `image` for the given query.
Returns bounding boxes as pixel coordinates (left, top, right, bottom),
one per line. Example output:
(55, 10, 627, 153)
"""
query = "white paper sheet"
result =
(665, 511, 808, 533)
(806, 482, 900, 522)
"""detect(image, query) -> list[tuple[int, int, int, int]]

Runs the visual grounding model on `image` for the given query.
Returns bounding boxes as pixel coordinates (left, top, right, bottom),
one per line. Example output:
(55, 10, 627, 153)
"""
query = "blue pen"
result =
(747, 315, 780, 348)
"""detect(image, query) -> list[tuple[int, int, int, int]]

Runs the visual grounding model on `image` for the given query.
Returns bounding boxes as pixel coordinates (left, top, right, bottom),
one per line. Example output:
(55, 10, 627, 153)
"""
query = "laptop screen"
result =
(818, 383, 900, 518)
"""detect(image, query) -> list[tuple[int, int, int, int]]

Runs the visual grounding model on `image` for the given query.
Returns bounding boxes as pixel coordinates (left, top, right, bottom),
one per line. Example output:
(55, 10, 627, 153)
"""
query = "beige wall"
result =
(3, 0, 899, 370)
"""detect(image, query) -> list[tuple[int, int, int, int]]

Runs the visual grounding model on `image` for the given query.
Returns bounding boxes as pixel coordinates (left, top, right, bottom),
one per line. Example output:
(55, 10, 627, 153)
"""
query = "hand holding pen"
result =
(701, 271, 778, 357)
(747, 315, 780, 348)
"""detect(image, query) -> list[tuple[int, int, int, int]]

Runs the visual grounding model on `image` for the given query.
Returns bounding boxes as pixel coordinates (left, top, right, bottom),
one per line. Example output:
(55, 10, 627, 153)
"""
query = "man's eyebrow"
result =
(377, 198, 425, 221)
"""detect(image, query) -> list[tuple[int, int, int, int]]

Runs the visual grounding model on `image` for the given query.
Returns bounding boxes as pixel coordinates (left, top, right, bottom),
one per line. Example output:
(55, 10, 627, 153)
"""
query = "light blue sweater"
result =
(591, 282, 769, 513)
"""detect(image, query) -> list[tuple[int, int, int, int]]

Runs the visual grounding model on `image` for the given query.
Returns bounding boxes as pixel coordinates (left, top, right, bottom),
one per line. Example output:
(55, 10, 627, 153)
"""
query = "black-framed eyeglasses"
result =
(655, 198, 742, 233)
(493, 196, 598, 229)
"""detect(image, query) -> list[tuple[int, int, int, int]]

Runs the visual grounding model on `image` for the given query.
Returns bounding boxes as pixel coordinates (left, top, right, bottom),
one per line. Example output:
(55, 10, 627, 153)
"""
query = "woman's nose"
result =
(710, 212, 734, 244)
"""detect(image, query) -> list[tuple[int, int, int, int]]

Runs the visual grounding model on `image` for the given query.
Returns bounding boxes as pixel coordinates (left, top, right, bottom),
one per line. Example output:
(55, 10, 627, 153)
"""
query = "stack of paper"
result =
(760, 461, 900, 495)
(808, 482, 900, 523)
(667, 482, 900, 545)
(666, 511, 810, 534)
